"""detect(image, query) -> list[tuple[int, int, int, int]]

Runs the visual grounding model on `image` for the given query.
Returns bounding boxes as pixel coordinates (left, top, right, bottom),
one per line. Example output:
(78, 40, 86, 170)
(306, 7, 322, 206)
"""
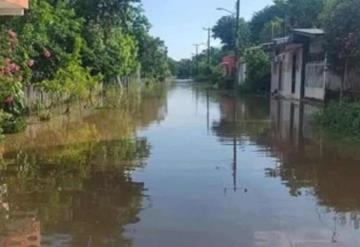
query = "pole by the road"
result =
(193, 43, 204, 75)
(234, 0, 240, 90)
(203, 27, 212, 72)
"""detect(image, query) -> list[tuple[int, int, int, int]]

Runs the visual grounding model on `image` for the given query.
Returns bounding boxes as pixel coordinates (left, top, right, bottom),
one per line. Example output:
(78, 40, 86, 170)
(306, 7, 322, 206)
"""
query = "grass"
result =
(315, 100, 360, 140)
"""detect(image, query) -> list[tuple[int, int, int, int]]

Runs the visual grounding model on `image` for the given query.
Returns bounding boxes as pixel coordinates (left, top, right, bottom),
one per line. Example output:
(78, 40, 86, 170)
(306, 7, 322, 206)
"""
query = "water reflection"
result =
(0, 85, 168, 246)
(268, 99, 360, 231)
(212, 92, 360, 234)
(1, 82, 360, 246)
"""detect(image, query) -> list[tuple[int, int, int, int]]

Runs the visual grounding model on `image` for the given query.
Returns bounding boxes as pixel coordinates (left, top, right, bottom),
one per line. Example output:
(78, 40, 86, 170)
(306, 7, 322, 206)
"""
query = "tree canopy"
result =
(0, 0, 173, 135)
(322, 0, 360, 85)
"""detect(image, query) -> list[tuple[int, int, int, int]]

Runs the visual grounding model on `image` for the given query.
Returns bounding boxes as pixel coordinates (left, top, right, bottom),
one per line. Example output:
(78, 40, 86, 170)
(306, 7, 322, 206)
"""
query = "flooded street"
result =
(1, 81, 360, 246)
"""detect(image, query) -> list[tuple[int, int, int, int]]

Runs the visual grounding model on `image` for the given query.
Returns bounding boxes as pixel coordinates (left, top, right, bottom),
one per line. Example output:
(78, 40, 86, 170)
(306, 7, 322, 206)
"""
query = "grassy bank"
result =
(315, 101, 360, 139)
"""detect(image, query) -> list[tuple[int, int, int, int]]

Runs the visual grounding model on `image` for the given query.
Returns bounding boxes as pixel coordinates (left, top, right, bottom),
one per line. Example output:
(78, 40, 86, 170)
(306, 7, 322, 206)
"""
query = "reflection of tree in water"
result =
(212, 94, 270, 139)
(264, 100, 360, 231)
(0, 82, 169, 246)
(212, 94, 360, 231)
(265, 144, 360, 230)
(0, 138, 150, 246)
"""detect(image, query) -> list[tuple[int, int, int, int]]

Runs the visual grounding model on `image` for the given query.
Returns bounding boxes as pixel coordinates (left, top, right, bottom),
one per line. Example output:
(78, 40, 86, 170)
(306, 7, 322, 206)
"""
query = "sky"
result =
(142, 0, 274, 60)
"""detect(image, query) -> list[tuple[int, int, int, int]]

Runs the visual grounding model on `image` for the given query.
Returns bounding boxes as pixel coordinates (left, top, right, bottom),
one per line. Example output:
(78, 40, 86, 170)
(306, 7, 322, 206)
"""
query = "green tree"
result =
(243, 49, 271, 93)
(1, 0, 84, 83)
(322, 0, 360, 98)
(139, 35, 169, 81)
(212, 16, 250, 51)
(250, 0, 287, 43)
(259, 17, 285, 42)
(176, 59, 192, 79)
(287, 0, 324, 28)
(167, 57, 178, 77)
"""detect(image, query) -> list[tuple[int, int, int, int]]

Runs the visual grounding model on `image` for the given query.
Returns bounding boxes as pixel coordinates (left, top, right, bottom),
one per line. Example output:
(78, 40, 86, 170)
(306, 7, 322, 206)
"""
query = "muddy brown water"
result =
(0, 82, 360, 247)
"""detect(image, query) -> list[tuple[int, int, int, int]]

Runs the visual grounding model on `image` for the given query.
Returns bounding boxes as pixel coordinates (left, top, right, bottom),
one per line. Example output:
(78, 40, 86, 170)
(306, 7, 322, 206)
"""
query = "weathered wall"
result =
(271, 44, 303, 100)
(238, 62, 247, 85)
(304, 62, 325, 100)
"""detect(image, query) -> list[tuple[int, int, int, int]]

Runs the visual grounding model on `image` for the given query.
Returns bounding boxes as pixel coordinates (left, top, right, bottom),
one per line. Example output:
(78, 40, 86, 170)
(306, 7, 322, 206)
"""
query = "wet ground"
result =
(1, 81, 360, 246)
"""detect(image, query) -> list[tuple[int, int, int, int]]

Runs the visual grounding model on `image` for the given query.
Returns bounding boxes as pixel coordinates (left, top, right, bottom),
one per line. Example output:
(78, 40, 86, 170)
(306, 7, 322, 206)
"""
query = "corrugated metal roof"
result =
(273, 36, 291, 45)
(293, 28, 324, 36)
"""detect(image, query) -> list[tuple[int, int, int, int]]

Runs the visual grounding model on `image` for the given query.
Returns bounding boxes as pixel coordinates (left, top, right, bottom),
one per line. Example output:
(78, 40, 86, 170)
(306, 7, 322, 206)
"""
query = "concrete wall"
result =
(271, 45, 303, 100)
(304, 62, 326, 100)
(3, 0, 28, 8)
(238, 62, 247, 85)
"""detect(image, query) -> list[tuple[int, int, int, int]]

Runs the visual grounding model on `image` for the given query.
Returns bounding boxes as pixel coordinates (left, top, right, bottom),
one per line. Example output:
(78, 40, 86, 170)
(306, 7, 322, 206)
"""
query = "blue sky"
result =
(142, 0, 274, 60)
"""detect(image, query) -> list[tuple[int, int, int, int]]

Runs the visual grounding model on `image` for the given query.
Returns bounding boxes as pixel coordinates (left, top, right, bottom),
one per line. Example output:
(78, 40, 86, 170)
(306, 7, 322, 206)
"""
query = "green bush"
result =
(315, 101, 360, 138)
(0, 110, 8, 139)
(1, 114, 27, 134)
(242, 49, 271, 94)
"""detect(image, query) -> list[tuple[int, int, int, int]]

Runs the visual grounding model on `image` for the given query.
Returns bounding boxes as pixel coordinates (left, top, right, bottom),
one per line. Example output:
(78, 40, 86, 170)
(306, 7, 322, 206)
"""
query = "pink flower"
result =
(9, 63, 16, 71)
(43, 49, 51, 59)
(7, 63, 20, 73)
(14, 64, 21, 72)
(27, 59, 35, 68)
(7, 30, 17, 39)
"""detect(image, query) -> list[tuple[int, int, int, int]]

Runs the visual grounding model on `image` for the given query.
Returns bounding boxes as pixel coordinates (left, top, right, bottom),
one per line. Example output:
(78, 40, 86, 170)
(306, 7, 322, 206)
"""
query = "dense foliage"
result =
(250, 0, 324, 43)
(0, 0, 172, 136)
(315, 101, 360, 139)
(212, 16, 250, 51)
(250, 1, 287, 43)
(241, 49, 271, 93)
(322, 0, 360, 96)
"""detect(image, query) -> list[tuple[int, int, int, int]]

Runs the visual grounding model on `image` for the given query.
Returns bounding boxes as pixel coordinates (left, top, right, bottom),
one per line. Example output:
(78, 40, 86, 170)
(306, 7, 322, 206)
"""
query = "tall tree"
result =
(250, 0, 287, 43)
(212, 16, 250, 51)
(322, 0, 360, 98)
(287, 0, 324, 28)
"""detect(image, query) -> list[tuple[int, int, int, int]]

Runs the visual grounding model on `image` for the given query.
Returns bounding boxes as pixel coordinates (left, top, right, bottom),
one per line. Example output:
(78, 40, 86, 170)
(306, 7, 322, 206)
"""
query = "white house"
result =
(271, 29, 360, 101)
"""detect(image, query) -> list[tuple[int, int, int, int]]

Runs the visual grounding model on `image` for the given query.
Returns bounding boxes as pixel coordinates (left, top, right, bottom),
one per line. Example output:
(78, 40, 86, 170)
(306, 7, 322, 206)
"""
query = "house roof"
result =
(292, 28, 324, 37)
(273, 36, 291, 45)
(270, 28, 325, 49)
(0, 0, 28, 15)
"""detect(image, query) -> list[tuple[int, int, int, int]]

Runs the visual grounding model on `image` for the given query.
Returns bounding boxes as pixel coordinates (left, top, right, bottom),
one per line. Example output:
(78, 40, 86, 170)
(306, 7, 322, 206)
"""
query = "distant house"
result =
(221, 55, 236, 77)
(271, 28, 360, 101)
(0, 0, 28, 15)
(221, 55, 246, 85)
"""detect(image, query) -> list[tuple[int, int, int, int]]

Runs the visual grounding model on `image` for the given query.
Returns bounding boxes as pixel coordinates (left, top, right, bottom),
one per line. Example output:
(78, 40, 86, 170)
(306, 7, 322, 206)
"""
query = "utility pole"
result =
(203, 27, 212, 72)
(193, 43, 204, 76)
(234, 0, 240, 89)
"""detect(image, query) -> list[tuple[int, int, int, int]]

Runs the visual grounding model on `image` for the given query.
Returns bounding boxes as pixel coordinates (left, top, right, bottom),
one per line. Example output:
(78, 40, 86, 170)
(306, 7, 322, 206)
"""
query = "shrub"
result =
(315, 100, 360, 138)
(0, 110, 8, 139)
(1, 114, 26, 134)
(242, 49, 271, 94)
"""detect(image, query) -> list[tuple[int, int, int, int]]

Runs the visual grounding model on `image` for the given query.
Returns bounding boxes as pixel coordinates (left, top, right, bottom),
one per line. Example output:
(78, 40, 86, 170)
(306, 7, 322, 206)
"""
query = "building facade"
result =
(271, 29, 360, 101)
(0, 0, 28, 15)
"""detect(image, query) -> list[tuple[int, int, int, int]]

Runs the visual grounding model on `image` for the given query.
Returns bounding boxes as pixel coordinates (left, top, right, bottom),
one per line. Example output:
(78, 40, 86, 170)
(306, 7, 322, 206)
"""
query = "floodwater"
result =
(1, 82, 360, 247)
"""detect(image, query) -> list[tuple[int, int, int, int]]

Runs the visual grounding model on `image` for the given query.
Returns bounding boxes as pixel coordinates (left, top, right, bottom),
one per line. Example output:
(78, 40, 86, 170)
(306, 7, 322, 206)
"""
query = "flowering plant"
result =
(0, 30, 25, 116)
